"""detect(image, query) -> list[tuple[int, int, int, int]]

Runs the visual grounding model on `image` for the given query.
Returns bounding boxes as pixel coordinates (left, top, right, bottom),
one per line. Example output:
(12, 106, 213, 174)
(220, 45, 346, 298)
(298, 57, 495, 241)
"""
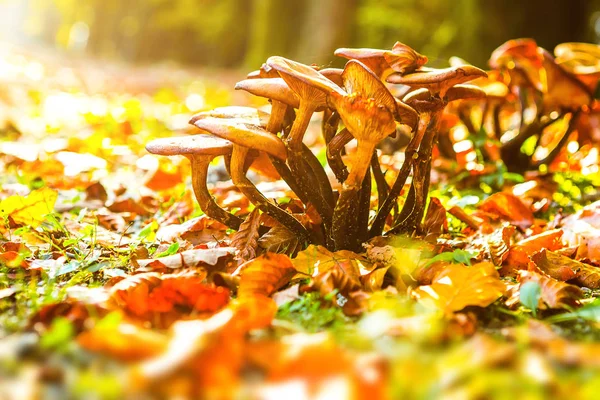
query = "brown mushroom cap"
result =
(554, 42, 600, 92)
(146, 134, 232, 157)
(234, 78, 301, 109)
(189, 106, 270, 126)
(445, 84, 487, 102)
(266, 56, 344, 104)
(334, 47, 389, 77)
(383, 42, 428, 75)
(247, 63, 280, 79)
(489, 39, 547, 92)
(191, 117, 287, 160)
(330, 60, 397, 143)
(386, 65, 487, 97)
(319, 68, 344, 87)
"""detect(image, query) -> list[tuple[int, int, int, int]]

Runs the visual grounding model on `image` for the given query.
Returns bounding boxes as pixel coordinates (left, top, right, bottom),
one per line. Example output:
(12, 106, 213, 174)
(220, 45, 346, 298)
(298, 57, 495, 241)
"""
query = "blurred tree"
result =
(19, 0, 600, 69)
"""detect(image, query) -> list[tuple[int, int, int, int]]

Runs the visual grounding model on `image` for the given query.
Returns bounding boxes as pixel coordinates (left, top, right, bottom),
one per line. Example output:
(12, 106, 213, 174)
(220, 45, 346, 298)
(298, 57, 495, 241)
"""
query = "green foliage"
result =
(424, 249, 479, 267)
(520, 281, 542, 317)
(276, 292, 349, 333)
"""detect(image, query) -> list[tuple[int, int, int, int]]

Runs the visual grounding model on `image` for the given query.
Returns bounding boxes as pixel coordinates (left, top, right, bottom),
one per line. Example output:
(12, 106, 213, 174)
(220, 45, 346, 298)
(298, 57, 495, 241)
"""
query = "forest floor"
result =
(1, 43, 600, 400)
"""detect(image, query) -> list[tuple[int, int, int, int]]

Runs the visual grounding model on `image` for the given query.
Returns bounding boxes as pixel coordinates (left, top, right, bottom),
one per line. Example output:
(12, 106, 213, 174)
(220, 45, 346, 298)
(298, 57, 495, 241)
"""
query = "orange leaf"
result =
(518, 270, 582, 309)
(109, 271, 229, 327)
(478, 192, 534, 228)
(237, 253, 296, 298)
(412, 262, 506, 315)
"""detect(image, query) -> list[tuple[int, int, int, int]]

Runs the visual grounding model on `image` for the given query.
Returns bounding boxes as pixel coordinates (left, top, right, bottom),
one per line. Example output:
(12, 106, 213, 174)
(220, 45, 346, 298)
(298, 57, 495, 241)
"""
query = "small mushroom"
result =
(145, 135, 242, 230)
(189, 106, 270, 127)
(371, 67, 487, 236)
(191, 117, 312, 243)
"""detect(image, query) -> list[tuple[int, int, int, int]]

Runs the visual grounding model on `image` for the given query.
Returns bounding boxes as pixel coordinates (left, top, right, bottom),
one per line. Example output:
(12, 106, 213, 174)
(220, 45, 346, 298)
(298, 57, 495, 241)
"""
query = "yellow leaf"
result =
(412, 262, 506, 315)
(292, 244, 372, 278)
(0, 187, 58, 227)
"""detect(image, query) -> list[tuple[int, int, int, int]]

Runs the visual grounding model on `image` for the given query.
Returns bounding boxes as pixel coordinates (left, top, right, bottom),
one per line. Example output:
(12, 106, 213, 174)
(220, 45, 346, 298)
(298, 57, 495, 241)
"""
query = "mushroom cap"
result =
(329, 60, 397, 143)
(445, 84, 487, 102)
(383, 42, 428, 75)
(146, 134, 232, 157)
(319, 68, 344, 87)
(266, 56, 343, 107)
(235, 78, 300, 108)
(489, 39, 546, 92)
(554, 42, 600, 92)
(191, 116, 287, 160)
(189, 106, 270, 126)
(386, 65, 487, 97)
(247, 63, 280, 79)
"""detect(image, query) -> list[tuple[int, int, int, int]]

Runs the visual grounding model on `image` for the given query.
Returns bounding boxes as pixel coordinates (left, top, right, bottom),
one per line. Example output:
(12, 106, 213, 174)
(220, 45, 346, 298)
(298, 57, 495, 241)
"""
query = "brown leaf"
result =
(258, 224, 302, 256)
(231, 208, 261, 261)
(237, 253, 296, 298)
(293, 244, 372, 279)
(412, 262, 506, 315)
(519, 270, 583, 309)
(135, 247, 235, 271)
(422, 197, 447, 238)
(531, 249, 600, 287)
(502, 229, 564, 274)
(478, 192, 534, 228)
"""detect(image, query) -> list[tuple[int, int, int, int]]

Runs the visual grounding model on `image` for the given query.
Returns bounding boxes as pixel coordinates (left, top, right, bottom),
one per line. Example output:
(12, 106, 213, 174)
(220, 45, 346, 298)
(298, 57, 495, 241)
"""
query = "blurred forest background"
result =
(1, 0, 600, 69)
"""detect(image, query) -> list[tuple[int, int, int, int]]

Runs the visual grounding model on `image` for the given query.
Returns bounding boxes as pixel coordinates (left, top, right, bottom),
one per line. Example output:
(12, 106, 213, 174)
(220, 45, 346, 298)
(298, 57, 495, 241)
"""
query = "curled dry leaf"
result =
(237, 253, 296, 298)
(258, 224, 303, 257)
(108, 271, 230, 327)
(502, 229, 564, 274)
(487, 225, 514, 266)
(478, 192, 534, 229)
(135, 247, 235, 271)
(412, 262, 506, 315)
(531, 249, 600, 287)
(422, 197, 447, 239)
(293, 244, 373, 278)
(515, 270, 583, 310)
(231, 208, 262, 261)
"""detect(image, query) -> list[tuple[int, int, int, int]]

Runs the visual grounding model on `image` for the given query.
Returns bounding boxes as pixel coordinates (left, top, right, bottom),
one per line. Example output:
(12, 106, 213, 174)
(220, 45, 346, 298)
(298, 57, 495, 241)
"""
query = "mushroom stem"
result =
(326, 128, 352, 182)
(188, 156, 243, 230)
(388, 112, 441, 234)
(287, 102, 316, 151)
(532, 110, 581, 168)
(369, 114, 430, 237)
(229, 145, 312, 244)
(371, 151, 389, 208)
(266, 100, 288, 134)
(332, 140, 377, 250)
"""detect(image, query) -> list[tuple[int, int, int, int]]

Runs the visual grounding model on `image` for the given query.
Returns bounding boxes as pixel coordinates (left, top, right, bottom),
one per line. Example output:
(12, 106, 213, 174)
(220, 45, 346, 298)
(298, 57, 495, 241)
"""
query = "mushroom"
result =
(555, 42, 600, 92)
(191, 117, 312, 244)
(145, 135, 243, 230)
(334, 42, 428, 79)
(237, 66, 335, 234)
(370, 65, 487, 236)
(189, 106, 270, 127)
(325, 60, 417, 250)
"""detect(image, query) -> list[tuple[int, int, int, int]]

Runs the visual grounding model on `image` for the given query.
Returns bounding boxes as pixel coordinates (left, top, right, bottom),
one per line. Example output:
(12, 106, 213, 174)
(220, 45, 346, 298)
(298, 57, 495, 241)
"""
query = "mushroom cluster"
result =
(146, 42, 487, 252)
(436, 39, 600, 174)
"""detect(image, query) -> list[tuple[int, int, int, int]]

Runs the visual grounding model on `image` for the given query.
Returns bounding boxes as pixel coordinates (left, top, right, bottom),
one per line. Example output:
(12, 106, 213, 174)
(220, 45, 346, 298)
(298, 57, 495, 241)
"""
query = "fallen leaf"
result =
(231, 209, 261, 261)
(478, 192, 534, 228)
(412, 262, 506, 315)
(531, 249, 600, 287)
(258, 224, 303, 256)
(237, 253, 296, 298)
(514, 270, 583, 310)
(0, 187, 58, 227)
(135, 247, 235, 271)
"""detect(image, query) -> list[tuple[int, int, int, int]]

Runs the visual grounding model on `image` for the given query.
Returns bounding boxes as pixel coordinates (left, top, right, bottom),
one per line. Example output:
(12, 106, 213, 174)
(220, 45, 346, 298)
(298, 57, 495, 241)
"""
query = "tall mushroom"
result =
(325, 60, 417, 250)
(191, 117, 313, 244)
(370, 65, 487, 236)
(145, 135, 243, 230)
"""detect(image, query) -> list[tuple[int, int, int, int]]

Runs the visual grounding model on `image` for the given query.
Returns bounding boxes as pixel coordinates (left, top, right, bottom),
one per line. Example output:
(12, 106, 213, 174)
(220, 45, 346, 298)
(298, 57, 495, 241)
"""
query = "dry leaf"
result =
(237, 253, 296, 298)
(231, 209, 261, 261)
(135, 247, 235, 271)
(108, 271, 230, 327)
(518, 270, 583, 309)
(412, 262, 506, 315)
(422, 197, 447, 238)
(478, 192, 534, 228)
(0, 187, 57, 227)
(531, 249, 600, 287)
(258, 224, 303, 256)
